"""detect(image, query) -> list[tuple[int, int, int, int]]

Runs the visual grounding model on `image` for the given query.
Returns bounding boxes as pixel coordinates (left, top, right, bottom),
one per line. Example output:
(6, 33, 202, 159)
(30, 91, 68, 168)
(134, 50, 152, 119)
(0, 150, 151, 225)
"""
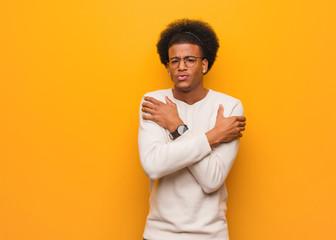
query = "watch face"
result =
(177, 125, 187, 135)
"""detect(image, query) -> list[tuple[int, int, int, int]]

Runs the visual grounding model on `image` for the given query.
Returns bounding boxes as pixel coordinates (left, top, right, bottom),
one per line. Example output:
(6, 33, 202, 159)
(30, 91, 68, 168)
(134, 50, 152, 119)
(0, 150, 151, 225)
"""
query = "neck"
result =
(173, 86, 209, 105)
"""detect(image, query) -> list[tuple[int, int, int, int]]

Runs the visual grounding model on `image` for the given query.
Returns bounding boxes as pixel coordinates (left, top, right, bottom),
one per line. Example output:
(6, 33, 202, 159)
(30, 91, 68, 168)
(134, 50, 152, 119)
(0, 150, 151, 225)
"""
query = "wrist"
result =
(168, 119, 184, 132)
(169, 124, 188, 140)
(206, 128, 221, 147)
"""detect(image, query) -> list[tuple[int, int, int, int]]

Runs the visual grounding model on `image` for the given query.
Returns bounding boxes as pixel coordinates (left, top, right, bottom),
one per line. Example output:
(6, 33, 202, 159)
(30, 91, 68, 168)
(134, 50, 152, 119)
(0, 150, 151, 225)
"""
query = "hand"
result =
(206, 104, 246, 147)
(142, 96, 184, 132)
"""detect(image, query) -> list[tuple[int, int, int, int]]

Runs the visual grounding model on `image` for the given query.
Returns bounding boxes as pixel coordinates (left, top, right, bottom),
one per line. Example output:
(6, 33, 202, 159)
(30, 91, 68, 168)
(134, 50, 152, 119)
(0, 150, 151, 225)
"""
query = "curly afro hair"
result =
(157, 19, 219, 73)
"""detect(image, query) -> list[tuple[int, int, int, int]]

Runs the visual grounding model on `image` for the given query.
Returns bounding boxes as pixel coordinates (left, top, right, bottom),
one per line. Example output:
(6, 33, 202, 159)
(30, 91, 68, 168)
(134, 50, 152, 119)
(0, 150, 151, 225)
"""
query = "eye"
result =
(186, 58, 196, 63)
(171, 60, 179, 64)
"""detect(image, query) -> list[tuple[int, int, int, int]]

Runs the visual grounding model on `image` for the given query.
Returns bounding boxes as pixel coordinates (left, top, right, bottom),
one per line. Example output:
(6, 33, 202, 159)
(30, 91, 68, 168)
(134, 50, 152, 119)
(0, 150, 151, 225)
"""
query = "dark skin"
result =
(142, 43, 246, 147)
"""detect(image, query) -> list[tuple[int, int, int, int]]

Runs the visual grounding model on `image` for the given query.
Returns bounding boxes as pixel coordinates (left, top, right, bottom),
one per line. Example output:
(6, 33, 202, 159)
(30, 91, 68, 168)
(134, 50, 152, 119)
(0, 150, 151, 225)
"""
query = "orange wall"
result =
(1, 1, 335, 239)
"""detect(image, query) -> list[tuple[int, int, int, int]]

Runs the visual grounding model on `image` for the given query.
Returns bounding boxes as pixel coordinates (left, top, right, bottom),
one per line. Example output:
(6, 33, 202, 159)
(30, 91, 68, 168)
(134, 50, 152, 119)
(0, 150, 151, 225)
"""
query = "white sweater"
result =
(138, 89, 244, 240)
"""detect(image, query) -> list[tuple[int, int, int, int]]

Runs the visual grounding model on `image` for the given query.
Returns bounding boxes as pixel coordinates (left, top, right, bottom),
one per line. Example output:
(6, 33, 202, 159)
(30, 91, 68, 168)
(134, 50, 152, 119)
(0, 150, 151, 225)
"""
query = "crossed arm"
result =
(142, 96, 246, 147)
(138, 96, 246, 193)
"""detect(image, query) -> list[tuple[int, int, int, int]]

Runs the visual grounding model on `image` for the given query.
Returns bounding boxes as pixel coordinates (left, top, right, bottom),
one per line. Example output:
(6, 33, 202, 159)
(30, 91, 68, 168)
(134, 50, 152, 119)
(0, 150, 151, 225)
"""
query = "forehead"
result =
(168, 43, 201, 58)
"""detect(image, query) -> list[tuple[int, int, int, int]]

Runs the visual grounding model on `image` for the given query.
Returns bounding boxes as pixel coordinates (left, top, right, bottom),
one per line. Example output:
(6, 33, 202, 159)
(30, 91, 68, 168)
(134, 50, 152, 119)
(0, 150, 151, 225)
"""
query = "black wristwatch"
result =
(169, 125, 188, 140)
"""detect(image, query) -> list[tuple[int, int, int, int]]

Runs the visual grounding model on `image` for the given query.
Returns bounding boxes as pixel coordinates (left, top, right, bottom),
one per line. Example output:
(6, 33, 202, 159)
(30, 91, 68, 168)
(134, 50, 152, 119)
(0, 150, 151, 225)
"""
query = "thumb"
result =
(165, 96, 174, 105)
(217, 104, 224, 118)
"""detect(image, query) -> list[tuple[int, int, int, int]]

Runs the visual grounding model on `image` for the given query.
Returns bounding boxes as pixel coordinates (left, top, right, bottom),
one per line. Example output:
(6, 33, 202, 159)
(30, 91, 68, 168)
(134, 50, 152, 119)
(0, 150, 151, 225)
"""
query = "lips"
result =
(176, 74, 189, 80)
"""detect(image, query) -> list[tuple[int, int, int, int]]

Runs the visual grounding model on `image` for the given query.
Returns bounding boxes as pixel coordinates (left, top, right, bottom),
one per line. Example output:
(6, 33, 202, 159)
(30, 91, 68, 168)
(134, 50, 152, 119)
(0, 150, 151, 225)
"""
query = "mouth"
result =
(176, 74, 189, 81)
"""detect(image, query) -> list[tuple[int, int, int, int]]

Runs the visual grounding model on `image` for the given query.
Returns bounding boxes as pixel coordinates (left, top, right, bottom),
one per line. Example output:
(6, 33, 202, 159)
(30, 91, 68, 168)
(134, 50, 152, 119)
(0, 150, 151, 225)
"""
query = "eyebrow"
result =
(169, 55, 197, 60)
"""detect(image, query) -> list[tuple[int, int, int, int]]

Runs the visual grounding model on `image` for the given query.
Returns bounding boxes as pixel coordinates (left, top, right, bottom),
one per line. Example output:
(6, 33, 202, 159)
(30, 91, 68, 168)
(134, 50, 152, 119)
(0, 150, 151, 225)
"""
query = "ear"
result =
(202, 59, 209, 74)
(166, 63, 171, 76)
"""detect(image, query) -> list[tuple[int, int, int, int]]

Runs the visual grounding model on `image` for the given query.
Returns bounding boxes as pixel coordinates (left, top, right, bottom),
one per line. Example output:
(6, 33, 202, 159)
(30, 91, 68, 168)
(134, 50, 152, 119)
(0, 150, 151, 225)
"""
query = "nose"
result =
(178, 59, 187, 70)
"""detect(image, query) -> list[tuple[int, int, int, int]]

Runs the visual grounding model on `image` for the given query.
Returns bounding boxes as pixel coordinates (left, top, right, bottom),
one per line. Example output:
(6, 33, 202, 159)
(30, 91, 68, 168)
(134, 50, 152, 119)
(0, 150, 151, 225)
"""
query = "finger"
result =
(142, 102, 155, 109)
(142, 107, 154, 114)
(144, 96, 163, 105)
(217, 104, 224, 119)
(239, 132, 243, 138)
(239, 127, 245, 132)
(165, 96, 175, 105)
(142, 114, 154, 121)
(238, 121, 246, 127)
(236, 116, 246, 122)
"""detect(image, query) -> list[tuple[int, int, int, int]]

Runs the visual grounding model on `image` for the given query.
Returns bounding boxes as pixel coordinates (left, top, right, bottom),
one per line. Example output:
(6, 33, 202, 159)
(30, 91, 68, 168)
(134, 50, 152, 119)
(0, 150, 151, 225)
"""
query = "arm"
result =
(187, 101, 244, 193)
(138, 96, 212, 180)
(139, 95, 246, 182)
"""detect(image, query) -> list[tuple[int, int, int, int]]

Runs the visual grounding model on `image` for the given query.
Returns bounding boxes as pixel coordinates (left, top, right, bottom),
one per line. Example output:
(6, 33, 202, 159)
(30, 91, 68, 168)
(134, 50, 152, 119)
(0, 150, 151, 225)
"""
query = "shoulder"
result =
(209, 89, 242, 106)
(141, 89, 171, 102)
(209, 90, 244, 116)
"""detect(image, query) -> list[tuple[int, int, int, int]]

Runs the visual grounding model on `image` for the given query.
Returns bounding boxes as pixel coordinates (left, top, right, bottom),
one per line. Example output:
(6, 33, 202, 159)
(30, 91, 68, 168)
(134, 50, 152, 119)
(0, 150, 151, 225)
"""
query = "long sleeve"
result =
(138, 97, 212, 180)
(187, 101, 244, 193)
(141, 90, 242, 240)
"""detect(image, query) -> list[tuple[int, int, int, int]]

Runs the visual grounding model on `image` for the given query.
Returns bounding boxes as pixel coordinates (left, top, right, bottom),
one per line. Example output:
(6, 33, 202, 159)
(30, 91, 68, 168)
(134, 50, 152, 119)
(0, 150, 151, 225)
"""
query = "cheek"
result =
(193, 68, 203, 78)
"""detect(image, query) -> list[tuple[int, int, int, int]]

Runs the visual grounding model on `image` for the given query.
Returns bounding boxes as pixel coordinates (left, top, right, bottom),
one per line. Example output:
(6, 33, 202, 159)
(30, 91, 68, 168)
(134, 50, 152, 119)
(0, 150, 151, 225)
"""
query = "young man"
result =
(138, 19, 246, 240)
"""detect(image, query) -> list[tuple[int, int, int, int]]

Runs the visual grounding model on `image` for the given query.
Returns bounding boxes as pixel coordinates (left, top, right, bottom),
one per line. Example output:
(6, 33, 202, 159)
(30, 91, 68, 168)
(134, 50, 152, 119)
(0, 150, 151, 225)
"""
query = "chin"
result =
(174, 84, 192, 92)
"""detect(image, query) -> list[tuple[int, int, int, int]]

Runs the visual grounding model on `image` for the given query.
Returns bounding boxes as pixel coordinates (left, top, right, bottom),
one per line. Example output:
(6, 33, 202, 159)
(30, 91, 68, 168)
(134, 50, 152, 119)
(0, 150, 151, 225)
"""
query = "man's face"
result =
(167, 43, 208, 92)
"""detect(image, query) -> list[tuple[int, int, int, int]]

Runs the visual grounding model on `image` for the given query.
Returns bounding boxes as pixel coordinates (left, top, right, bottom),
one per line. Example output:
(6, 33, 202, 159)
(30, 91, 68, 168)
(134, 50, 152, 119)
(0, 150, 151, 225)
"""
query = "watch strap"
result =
(169, 125, 188, 140)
